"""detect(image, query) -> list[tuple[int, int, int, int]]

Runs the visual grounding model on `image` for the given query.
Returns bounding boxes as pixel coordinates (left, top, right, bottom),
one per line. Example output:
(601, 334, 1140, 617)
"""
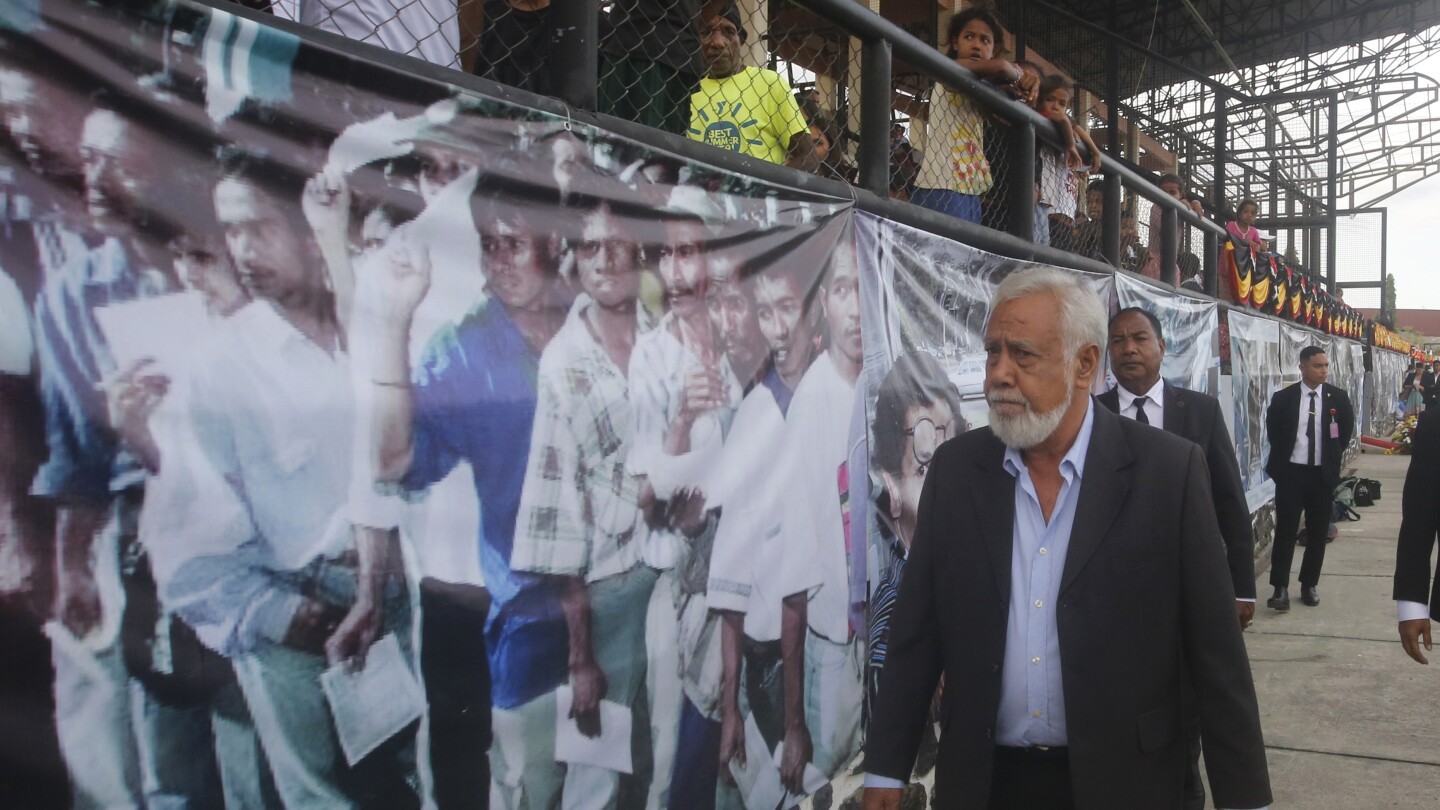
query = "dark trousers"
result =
(419, 578, 491, 810)
(1271, 463, 1332, 588)
(989, 746, 1073, 810)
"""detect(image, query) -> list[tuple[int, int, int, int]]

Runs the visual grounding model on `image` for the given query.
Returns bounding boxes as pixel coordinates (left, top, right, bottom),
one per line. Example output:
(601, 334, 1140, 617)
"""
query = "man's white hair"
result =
(989, 266, 1107, 363)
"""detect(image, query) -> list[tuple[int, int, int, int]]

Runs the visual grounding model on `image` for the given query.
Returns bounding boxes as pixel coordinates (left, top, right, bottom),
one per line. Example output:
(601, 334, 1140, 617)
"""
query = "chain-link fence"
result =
(1334, 210, 1384, 310)
(239, 0, 1259, 268)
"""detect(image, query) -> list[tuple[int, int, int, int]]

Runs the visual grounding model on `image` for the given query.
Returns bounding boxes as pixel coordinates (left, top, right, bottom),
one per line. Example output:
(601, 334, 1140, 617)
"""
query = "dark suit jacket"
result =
(1394, 409, 1440, 618)
(865, 404, 1271, 809)
(1098, 382, 1256, 600)
(1264, 382, 1354, 488)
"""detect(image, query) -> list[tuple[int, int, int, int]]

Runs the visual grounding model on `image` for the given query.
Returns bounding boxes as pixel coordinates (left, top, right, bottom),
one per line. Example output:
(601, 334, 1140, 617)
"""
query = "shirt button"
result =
(1031, 657, 1040, 665)
(1039, 548, 1048, 555)
(1035, 599, 1044, 608)
(1033, 710, 1043, 718)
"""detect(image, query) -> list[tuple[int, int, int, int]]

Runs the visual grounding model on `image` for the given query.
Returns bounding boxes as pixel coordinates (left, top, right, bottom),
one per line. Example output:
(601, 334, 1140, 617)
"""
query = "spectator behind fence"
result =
(1072, 181, 1146, 273)
(273, 0, 459, 68)
(912, 8, 1037, 225)
(1141, 172, 1204, 281)
(1227, 199, 1268, 253)
(471, 0, 553, 97)
(1179, 252, 1204, 293)
(1033, 74, 1100, 252)
(1073, 181, 1105, 260)
(889, 141, 921, 203)
(687, 4, 816, 170)
(809, 110, 856, 183)
(600, 0, 703, 136)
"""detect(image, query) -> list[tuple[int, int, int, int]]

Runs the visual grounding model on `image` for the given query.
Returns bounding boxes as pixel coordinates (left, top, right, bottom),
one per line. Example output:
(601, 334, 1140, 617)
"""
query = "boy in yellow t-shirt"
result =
(687, 5, 815, 170)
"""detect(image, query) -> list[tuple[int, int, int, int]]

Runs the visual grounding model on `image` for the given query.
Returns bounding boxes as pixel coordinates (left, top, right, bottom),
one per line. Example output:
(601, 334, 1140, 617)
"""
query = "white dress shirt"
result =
(1288, 382, 1324, 466)
(1116, 377, 1164, 426)
(149, 301, 356, 657)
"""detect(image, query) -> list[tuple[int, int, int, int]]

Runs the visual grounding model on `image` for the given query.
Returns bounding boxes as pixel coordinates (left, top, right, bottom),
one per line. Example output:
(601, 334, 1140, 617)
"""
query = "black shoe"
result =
(1301, 586, 1320, 606)
(1267, 586, 1290, 611)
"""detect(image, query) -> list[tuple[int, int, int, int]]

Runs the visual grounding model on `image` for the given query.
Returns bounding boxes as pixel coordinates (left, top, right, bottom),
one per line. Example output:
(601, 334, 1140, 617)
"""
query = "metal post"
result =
(859, 38, 892, 197)
(1326, 93, 1339, 290)
(1016, 0, 1027, 62)
(1203, 231, 1218, 296)
(1102, 29, 1121, 266)
(1208, 97, 1226, 296)
(551, 0, 598, 111)
(1009, 121, 1036, 243)
(1380, 208, 1389, 322)
(1160, 207, 1179, 286)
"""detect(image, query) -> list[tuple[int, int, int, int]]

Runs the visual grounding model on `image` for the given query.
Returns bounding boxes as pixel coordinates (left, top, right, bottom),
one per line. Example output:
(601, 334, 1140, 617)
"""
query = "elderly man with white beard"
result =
(863, 266, 1271, 810)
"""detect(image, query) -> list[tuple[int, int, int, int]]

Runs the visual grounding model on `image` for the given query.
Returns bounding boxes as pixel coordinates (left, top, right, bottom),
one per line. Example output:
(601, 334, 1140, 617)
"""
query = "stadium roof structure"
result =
(1006, 0, 1440, 211)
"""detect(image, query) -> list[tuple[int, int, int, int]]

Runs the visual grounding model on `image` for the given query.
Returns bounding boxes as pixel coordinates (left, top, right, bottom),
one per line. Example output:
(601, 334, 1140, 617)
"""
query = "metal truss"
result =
(1012, 0, 1440, 216)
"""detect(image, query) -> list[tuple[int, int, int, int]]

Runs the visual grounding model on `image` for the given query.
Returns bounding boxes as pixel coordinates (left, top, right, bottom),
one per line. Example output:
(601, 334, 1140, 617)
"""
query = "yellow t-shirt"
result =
(688, 66, 809, 165)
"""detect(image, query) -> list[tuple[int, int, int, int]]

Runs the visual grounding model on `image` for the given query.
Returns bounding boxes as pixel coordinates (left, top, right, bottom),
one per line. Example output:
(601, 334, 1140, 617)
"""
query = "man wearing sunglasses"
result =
(1098, 306, 1255, 810)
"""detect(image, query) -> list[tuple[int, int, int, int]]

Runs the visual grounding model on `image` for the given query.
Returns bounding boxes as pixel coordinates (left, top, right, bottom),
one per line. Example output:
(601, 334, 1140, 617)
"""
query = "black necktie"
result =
(1307, 392, 1317, 466)
(1133, 395, 1150, 425)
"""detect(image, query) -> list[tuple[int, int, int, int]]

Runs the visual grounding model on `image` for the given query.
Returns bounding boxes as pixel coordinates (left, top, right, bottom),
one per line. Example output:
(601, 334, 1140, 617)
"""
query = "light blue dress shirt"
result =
(994, 398, 1094, 747)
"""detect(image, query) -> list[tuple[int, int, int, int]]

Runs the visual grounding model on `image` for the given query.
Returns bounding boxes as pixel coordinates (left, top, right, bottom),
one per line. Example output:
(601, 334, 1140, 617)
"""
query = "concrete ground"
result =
(1233, 448, 1440, 806)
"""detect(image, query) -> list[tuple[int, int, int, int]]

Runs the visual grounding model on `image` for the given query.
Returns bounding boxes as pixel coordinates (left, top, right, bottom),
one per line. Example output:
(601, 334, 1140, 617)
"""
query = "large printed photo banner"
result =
(1227, 311, 1281, 511)
(0, 1, 888, 808)
(1113, 273, 1218, 396)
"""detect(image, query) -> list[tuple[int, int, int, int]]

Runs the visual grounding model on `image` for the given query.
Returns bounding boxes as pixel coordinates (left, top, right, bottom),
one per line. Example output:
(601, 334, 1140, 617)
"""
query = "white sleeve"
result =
(1398, 600, 1431, 622)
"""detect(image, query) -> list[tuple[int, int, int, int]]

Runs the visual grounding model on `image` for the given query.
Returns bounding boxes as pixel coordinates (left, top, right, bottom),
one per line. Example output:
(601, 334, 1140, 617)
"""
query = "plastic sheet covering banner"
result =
(1325, 337, 1365, 460)
(1279, 322, 1316, 389)
(1370, 347, 1411, 439)
(1227, 311, 1282, 511)
(1113, 273, 1219, 396)
(0, 1, 910, 807)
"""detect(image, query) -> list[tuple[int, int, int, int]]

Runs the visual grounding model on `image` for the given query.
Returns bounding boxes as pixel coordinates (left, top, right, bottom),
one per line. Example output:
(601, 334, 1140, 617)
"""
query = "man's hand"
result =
(302, 167, 351, 248)
(1400, 618, 1432, 665)
(678, 365, 727, 425)
(373, 228, 432, 331)
(717, 698, 746, 786)
(104, 358, 169, 471)
(283, 597, 346, 656)
(862, 787, 903, 810)
(324, 598, 381, 671)
(569, 655, 608, 738)
(667, 487, 710, 538)
(1237, 600, 1255, 630)
(778, 720, 813, 795)
(55, 564, 101, 638)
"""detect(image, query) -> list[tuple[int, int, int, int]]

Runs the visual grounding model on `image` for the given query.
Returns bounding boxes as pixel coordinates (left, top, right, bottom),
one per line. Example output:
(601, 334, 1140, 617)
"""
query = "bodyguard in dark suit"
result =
(1264, 346, 1355, 610)
(1394, 408, 1440, 664)
(1099, 307, 1257, 810)
(863, 268, 1271, 810)
(1099, 307, 1257, 622)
